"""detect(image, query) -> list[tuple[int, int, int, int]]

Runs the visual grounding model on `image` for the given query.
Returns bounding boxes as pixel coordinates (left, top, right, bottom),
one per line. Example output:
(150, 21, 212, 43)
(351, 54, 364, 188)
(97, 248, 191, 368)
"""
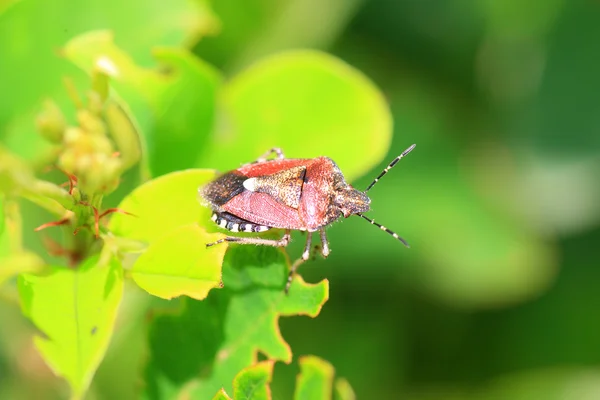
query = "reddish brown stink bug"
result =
(200, 145, 416, 292)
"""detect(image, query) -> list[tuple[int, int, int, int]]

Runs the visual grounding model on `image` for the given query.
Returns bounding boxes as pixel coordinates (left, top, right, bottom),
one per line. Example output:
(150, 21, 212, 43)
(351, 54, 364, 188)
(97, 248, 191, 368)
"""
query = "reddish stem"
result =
(34, 218, 70, 232)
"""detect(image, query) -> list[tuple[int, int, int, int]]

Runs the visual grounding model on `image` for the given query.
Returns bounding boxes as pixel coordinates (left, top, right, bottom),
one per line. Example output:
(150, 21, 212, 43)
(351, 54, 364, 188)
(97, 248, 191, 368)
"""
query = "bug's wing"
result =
(222, 191, 306, 230)
(247, 166, 305, 209)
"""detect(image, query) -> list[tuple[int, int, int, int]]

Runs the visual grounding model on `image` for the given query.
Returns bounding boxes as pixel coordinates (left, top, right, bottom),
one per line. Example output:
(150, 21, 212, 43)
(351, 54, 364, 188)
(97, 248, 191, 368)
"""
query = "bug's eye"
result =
(334, 181, 349, 191)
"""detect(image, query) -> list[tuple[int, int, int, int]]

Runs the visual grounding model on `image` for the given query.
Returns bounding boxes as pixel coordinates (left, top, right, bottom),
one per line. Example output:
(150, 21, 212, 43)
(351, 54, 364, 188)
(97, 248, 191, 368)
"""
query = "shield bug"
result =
(200, 144, 416, 292)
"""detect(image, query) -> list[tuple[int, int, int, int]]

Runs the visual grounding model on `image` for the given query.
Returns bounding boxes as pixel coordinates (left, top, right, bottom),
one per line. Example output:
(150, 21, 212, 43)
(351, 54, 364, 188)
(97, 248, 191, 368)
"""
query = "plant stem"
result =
(24, 180, 74, 212)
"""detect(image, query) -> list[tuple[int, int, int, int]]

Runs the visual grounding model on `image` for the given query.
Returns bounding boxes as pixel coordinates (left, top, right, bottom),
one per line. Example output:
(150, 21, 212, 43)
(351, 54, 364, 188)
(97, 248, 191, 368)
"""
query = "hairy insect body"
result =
(202, 157, 368, 232)
(200, 145, 415, 292)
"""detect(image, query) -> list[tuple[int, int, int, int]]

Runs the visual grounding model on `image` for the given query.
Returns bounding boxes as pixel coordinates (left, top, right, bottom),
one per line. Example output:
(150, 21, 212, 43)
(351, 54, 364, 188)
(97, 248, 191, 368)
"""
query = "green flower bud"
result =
(57, 149, 77, 174)
(36, 100, 66, 143)
(88, 91, 105, 116)
(77, 109, 106, 136)
(58, 125, 121, 195)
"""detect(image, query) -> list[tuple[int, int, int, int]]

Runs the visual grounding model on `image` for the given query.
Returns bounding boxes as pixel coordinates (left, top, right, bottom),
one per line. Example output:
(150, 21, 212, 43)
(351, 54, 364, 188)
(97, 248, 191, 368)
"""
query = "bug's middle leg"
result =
(206, 230, 291, 248)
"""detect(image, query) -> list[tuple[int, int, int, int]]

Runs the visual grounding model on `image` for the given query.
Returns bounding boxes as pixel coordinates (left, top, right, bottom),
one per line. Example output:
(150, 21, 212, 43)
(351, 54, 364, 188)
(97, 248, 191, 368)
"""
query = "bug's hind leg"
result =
(285, 232, 313, 293)
(255, 147, 285, 163)
(206, 230, 291, 248)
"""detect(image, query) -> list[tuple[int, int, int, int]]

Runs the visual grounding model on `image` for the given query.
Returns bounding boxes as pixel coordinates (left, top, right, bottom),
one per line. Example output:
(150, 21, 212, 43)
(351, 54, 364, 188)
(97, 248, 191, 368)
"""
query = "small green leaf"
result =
(294, 355, 335, 400)
(109, 169, 217, 243)
(131, 224, 226, 300)
(213, 356, 354, 400)
(203, 50, 392, 182)
(18, 256, 124, 398)
(231, 361, 274, 400)
(213, 389, 232, 400)
(333, 378, 356, 400)
(64, 30, 221, 177)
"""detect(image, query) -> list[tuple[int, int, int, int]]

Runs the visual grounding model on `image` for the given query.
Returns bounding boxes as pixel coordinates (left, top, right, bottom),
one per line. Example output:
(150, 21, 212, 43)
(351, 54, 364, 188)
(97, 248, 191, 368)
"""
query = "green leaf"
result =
(145, 295, 229, 400)
(109, 169, 217, 243)
(109, 169, 224, 299)
(195, 0, 362, 69)
(145, 246, 328, 399)
(231, 361, 274, 400)
(18, 256, 123, 398)
(294, 355, 335, 400)
(131, 224, 226, 300)
(333, 378, 356, 400)
(63, 30, 222, 177)
(203, 50, 393, 182)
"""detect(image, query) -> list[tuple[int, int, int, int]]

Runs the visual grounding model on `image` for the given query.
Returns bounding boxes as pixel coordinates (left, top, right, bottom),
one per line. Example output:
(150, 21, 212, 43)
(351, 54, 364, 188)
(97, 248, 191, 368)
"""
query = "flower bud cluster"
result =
(37, 74, 140, 197)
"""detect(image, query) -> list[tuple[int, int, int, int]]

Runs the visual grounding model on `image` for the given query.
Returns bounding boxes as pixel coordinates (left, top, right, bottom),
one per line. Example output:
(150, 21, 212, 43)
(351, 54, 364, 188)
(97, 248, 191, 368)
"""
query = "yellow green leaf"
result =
(109, 169, 217, 243)
(131, 224, 225, 300)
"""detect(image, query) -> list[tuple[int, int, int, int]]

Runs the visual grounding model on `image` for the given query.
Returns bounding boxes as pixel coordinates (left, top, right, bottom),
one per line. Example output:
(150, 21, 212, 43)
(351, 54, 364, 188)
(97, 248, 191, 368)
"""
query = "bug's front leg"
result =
(255, 147, 285, 163)
(285, 232, 313, 293)
(206, 230, 291, 248)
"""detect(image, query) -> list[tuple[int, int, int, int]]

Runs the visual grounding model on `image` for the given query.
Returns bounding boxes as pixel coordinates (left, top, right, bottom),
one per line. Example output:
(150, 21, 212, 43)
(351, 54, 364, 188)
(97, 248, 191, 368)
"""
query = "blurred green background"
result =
(2, 0, 600, 399)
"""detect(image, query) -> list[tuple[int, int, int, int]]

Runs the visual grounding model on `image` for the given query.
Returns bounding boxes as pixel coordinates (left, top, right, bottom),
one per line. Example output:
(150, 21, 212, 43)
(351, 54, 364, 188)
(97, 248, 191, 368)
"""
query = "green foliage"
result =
(203, 50, 392, 182)
(64, 31, 222, 177)
(0, 0, 215, 140)
(109, 169, 227, 299)
(0, 199, 44, 286)
(222, 361, 273, 400)
(2, 1, 595, 399)
(145, 246, 328, 399)
(0, 195, 5, 237)
(333, 378, 356, 400)
(109, 169, 217, 242)
(213, 356, 355, 400)
(62, 31, 392, 180)
(0, 0, 392, 394)
(294, 355, 335, 400)
(131, 224, 224, 300)
(18, 256, 123, 397)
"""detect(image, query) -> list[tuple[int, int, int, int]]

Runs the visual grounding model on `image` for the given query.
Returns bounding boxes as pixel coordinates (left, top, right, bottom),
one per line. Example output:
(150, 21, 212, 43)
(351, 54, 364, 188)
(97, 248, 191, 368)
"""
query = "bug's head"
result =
(334, 186, 371, 218)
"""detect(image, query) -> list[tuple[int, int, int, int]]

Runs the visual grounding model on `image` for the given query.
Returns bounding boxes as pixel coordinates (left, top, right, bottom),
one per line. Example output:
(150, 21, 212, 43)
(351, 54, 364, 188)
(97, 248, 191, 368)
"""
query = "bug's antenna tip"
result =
(364, 143, 416, 193)
(358, 213, 409, 247)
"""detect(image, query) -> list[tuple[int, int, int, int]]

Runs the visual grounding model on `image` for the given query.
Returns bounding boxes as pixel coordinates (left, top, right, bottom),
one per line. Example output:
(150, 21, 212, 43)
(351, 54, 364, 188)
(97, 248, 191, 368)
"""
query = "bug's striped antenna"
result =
(364, 144, 416, 193)
(357, 213, 410, 248)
